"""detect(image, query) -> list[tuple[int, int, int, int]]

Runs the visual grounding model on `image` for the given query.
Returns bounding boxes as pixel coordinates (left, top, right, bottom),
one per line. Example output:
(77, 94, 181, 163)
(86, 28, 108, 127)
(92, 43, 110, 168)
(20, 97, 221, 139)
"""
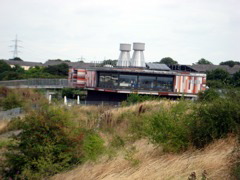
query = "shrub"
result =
(0, 139, 11, 149)
(1, 106, 104, 179)
(0, 92, 23, 110)
(0, 117, 23, 134)
(198, 88, 220, 102)
(110, 135, 125, 148)
(82, 131, 105, 161)
(124, 94, 160, 106)
(141, 101, 192, 152)
(190, 96, 240, 148)
(231, 162, 240, 180)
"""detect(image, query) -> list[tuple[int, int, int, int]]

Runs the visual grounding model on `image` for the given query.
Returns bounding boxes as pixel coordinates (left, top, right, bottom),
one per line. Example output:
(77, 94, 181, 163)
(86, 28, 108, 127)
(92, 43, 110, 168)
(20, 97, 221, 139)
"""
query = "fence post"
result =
(64, 96, 67, 105)
(77, 95, 80, 105)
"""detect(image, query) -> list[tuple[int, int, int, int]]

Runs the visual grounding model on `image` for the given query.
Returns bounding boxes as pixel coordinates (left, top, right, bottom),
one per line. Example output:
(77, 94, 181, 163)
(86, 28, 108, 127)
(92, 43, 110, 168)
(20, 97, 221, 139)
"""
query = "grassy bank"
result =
(0, 89, 240, 179)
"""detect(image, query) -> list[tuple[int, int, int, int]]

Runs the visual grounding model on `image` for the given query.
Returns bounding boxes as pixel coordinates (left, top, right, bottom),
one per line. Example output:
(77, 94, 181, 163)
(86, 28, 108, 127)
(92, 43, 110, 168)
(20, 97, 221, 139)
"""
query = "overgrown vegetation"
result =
(146, 101, 192, 152)
(1, 88, 240, 179)
(101, 91, 240, 153)
(0, 106, 104, 179)
(123, 93, 161, 106)
(0, 87, 45, 111)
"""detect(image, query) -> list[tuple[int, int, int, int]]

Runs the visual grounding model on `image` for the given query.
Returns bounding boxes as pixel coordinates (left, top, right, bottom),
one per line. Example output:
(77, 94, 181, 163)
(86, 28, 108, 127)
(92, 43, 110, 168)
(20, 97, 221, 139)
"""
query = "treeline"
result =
(0, 60, 69, 80)
(206, 68, 240, 88)
(158, 57, 240, 88)
(159, 57, 240, 66)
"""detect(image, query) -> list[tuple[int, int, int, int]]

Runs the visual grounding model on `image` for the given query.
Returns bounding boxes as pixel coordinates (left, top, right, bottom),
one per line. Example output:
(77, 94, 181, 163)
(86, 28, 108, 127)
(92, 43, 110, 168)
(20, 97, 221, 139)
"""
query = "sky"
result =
(0, 0, 239, 64)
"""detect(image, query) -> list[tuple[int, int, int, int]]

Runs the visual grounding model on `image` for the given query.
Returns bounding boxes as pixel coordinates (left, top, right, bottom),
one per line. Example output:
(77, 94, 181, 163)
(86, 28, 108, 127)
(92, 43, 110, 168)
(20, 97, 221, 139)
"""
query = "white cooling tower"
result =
(130, 42, 146, 68)
(117, 43, 131, 67)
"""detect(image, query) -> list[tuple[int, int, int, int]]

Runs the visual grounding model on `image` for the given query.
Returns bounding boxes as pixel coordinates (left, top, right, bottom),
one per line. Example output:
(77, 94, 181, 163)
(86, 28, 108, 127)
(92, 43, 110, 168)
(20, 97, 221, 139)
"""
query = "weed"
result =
(110, 135, 125, 148)
(0, 139, 11, 149)
(124, 146, 140, 166)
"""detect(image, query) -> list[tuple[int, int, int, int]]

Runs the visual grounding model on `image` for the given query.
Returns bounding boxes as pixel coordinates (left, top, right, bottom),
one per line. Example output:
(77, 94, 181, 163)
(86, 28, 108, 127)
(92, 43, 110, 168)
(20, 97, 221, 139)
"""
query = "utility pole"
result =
(77, 56, 85, 62)
(10, 34, 22, 58)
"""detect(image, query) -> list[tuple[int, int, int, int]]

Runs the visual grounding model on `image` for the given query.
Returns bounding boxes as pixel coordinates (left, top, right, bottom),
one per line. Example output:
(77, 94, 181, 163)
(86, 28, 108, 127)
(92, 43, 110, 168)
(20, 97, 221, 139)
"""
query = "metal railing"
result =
(0, 79, 70, 89)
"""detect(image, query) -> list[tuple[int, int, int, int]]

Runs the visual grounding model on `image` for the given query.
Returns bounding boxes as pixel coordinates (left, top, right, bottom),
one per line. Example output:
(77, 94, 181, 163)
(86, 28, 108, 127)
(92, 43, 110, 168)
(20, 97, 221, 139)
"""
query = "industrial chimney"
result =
(117, 43, 131, 67)
(130, 42, 146, 68)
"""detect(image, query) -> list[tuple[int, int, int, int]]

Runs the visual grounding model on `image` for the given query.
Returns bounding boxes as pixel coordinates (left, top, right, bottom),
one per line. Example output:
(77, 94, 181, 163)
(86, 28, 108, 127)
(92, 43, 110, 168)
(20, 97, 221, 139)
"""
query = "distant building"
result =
(168, 64, 240, 75)
(189, 64, 240, 75)
(3, 60, 43, 70)
(69, 43, 207, 102)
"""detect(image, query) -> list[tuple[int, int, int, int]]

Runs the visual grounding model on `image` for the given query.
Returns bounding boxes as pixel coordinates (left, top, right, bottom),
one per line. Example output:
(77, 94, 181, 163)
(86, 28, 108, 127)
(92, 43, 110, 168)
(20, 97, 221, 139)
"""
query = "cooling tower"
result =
(117, 43, 131, 67)
(130, 42, 146, 67)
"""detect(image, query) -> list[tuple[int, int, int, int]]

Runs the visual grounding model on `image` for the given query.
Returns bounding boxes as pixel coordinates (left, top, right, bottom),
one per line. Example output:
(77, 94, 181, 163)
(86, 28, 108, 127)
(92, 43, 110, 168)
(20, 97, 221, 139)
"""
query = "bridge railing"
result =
(0, 79, 70, 88)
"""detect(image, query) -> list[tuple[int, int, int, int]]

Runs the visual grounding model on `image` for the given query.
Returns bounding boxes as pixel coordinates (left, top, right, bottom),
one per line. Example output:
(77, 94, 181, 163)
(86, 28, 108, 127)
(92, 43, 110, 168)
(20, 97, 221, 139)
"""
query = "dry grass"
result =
(0, 120, 9, 133)
(52, 137, 236, 180)
(70, 100, 170, 130)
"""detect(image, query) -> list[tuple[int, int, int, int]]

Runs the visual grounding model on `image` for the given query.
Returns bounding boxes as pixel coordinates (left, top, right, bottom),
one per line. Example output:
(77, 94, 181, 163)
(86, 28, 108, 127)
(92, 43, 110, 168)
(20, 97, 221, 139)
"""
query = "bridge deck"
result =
(0, 79, 71, 89)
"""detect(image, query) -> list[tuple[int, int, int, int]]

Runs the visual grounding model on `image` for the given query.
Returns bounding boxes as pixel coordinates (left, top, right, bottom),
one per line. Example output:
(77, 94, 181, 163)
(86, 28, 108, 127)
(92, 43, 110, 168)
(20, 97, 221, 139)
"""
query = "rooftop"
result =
(3, 60, 43, 67)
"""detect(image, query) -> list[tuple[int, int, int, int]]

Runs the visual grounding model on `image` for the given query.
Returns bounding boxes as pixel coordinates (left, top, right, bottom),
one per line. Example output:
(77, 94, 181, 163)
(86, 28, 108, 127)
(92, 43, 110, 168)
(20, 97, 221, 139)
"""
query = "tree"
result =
(12, 64, 25, 74)
(101, 59, 117, 66)
(232, 70, 240, 87)
(44, 63, 69, 76)
(10, 57, 23, 61)
(207, 68, 230, 81)
(0, 71, 24, 80)
(206, 68, 230, 88)
(220, 60, 240, 67)
(24, 66, 58, 79)
(159, 57, 178, 65)
(196, 58, 213, 65)
(0, 60, 11, 74)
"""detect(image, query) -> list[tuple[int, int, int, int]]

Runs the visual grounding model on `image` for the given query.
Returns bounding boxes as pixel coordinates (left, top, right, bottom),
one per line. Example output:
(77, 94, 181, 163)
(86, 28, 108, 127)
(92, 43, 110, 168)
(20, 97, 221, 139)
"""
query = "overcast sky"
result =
(0, 0, 239, 64)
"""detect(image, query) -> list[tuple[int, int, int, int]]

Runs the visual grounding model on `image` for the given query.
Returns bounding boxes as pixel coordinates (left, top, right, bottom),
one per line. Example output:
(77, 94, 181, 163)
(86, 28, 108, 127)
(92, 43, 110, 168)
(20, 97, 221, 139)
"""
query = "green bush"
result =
(129, 101, 192, 152)
(110, 135, 125, 148)
(0, 92, 23, 110)
(124, 94, 160, 106)
(198, 88, 220, 102)
(1, 106, 104, 179)
(147, 101, 192, 152)
(190, 96, 240, 148)
(82, 131, 105, 161)
(0, 117, 23, 134)
(0, 139, 11, 149)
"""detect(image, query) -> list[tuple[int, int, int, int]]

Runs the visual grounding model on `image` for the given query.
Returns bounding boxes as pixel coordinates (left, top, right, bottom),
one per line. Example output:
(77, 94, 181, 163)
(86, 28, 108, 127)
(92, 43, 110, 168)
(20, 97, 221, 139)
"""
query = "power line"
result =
(10, 34, 22, 58)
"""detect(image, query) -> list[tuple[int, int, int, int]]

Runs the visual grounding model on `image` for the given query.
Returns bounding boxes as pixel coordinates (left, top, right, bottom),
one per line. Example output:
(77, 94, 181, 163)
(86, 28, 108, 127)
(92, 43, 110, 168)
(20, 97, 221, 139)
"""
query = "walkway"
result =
(0, 79, 70, 89)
